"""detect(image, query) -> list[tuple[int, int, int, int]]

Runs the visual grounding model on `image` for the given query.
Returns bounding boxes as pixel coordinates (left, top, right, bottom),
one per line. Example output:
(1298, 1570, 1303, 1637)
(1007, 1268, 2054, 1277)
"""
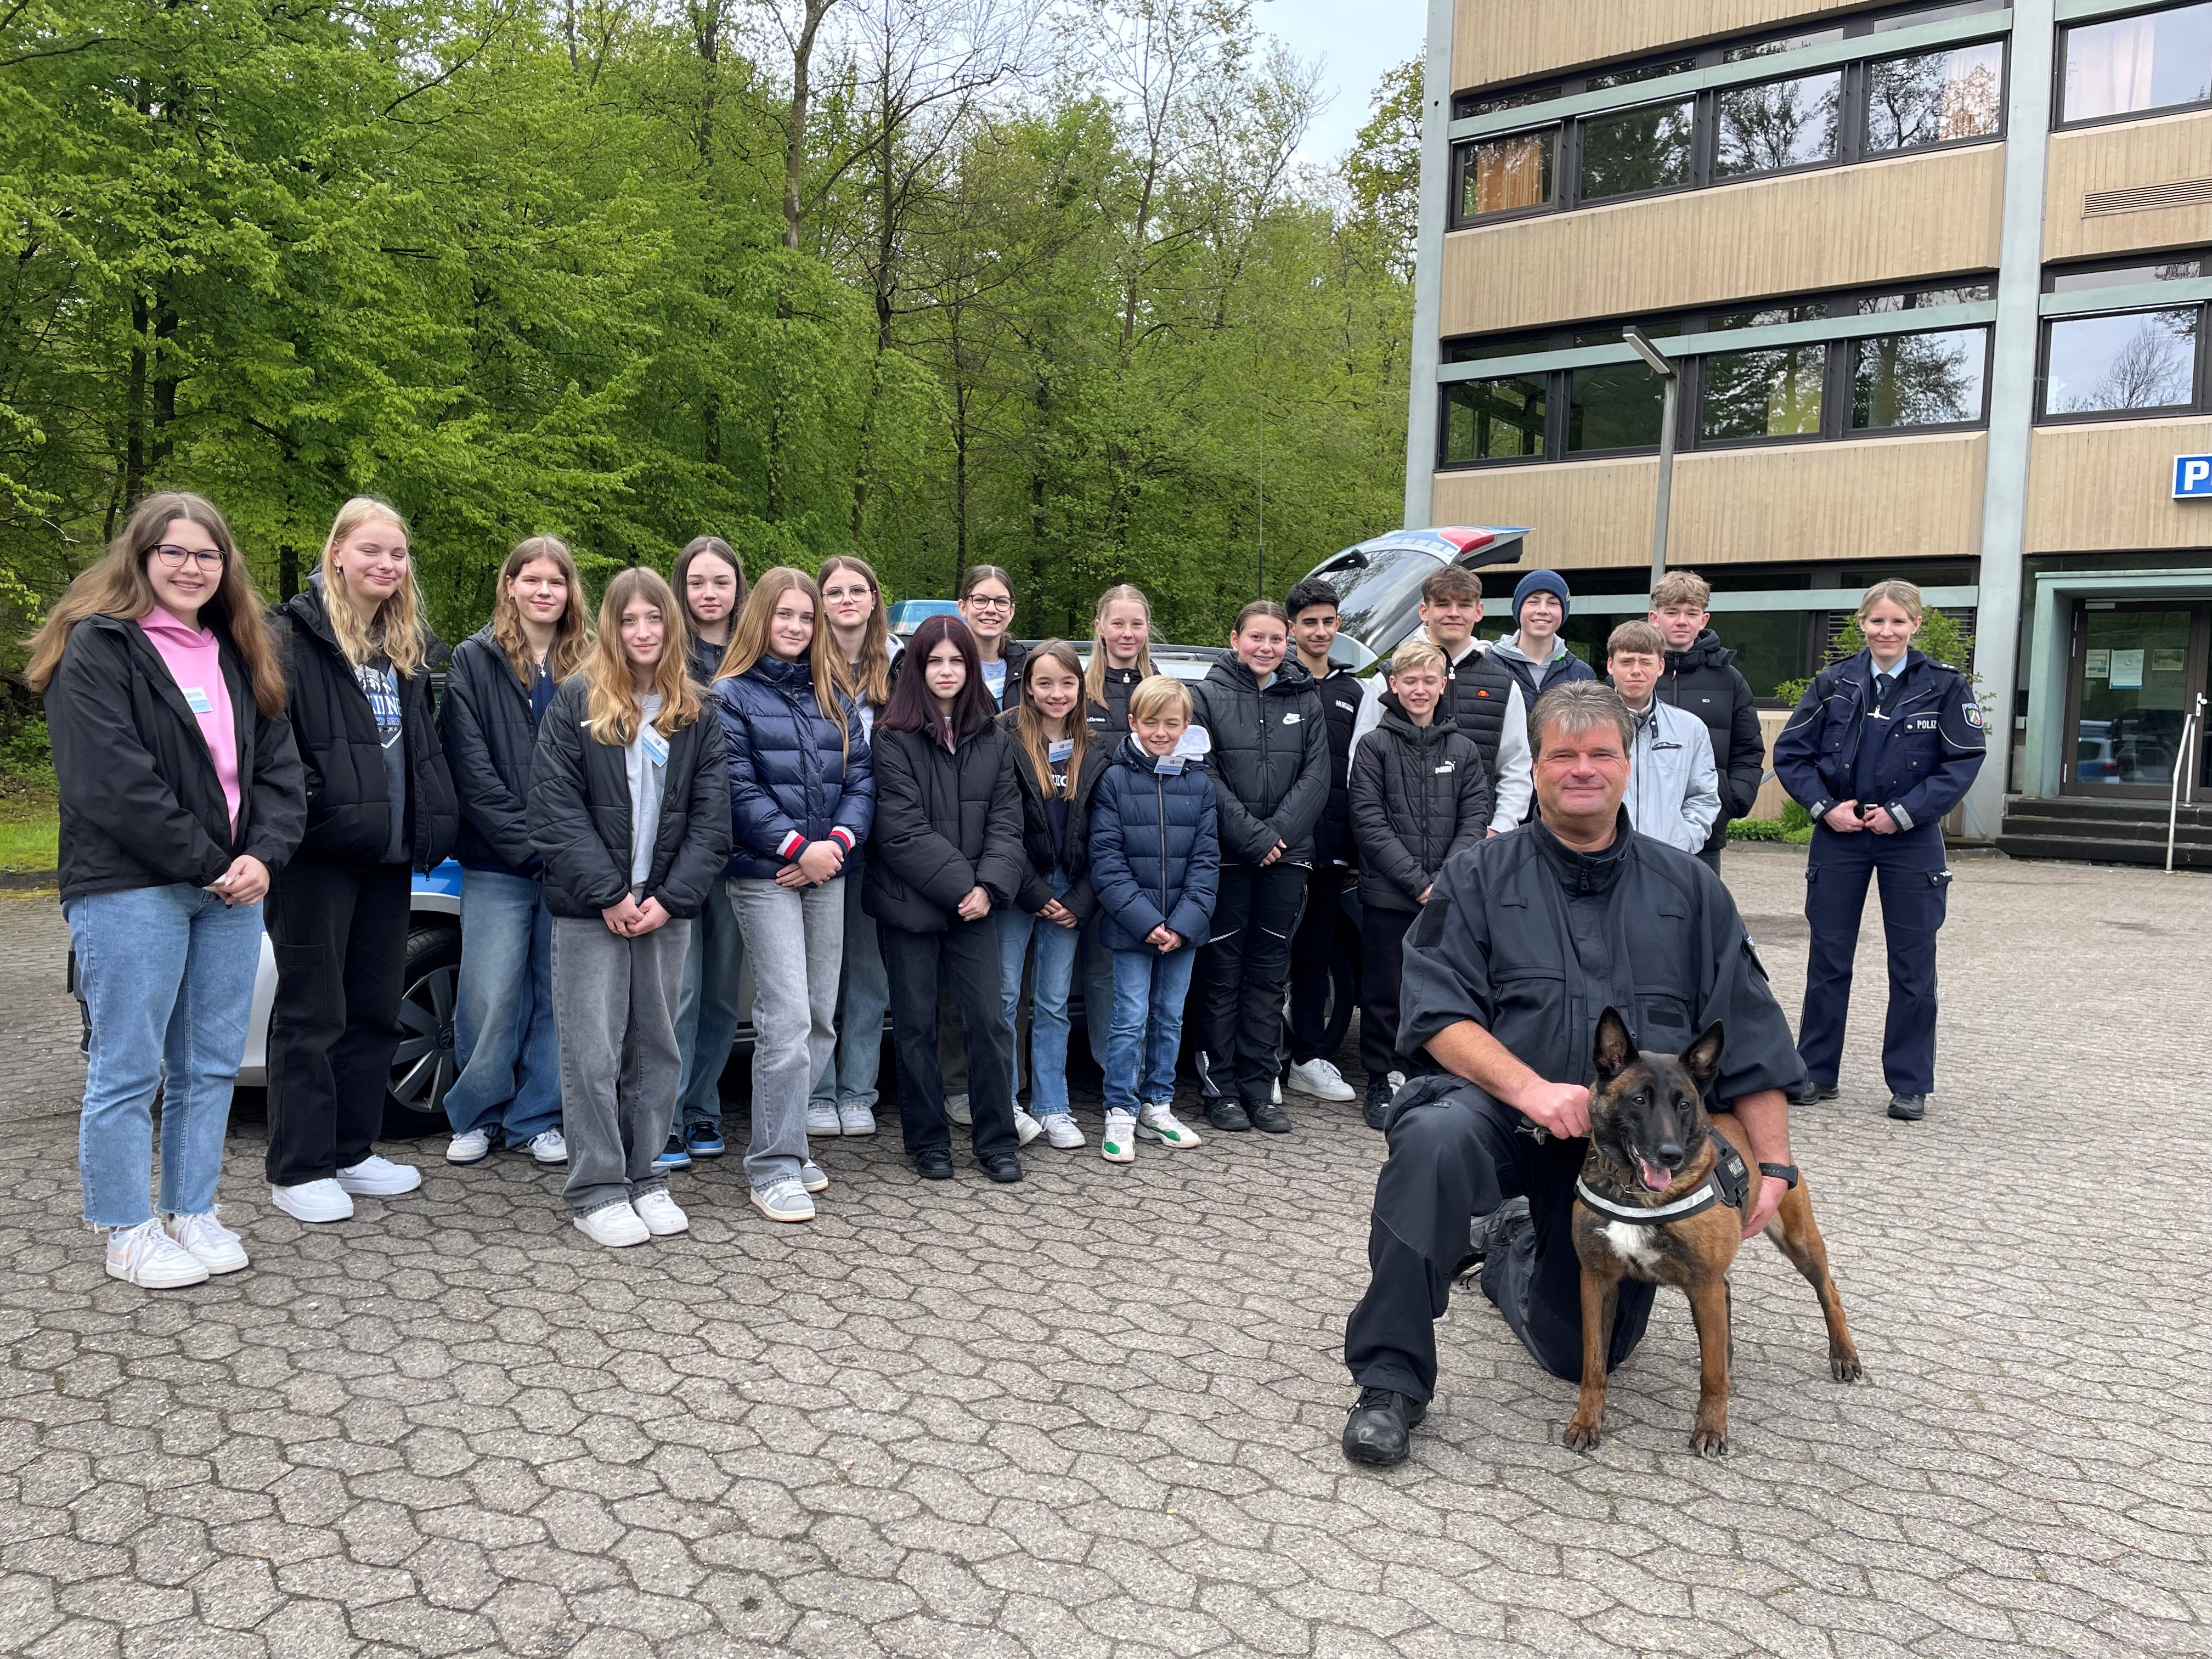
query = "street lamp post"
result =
(1624, 326, 1679, 600)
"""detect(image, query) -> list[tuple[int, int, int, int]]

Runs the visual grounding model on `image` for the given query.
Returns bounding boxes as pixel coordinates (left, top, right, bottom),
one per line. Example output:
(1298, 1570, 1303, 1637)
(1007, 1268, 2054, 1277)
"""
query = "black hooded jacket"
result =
(46, 613, 308, 902)
(441, 626, 548, 876)
(998, 709, 1112, 919)
(1348, 696, 1493, 914)
(1187, 656, 1333, 867)
(1656, 628, 1767, 853)
(1308, 661, 1364, 869)
(1084, 662, 1145, 734)
(864, 720, 1027, 932)
(270, 586, 458, 870)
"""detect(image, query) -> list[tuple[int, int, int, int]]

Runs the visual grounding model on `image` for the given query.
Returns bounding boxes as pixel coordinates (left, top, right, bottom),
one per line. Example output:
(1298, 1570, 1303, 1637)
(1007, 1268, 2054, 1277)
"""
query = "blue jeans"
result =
(1105, 945, 1198, 1112)
(811, 845, 889, 1113)
(445, 868, 561, 1142)
(997, 872, 1082, 1118)
(65, 883, 264, 1227)
(674, 876, 747, 1131)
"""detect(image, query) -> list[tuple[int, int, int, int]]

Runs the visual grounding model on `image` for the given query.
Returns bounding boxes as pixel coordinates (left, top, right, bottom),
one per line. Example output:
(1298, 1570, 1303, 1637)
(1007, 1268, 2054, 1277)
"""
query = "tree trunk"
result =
(279, 543, 300, 600)
(123, 292, 149, 507)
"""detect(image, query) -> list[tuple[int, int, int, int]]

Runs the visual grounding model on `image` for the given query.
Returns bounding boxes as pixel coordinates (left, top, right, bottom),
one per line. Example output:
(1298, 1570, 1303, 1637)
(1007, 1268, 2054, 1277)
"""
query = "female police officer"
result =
(1773, 580, 1984, 1123)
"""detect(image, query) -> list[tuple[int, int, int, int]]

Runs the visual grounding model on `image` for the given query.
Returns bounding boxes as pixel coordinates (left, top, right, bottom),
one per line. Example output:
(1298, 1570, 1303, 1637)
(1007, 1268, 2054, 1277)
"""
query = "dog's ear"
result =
(1680, 1019, 1725, 1088)
(1593, 1007, 1635, 1081)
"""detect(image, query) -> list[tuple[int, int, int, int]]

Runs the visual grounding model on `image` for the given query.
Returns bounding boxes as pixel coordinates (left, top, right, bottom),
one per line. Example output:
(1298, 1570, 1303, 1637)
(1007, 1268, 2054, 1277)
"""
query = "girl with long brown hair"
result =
(712, 567, 873, 1221)
(529, 567, 730, 1248)
(262, 496, 458, 1224)
(438, 536, 592, 1172)
(29, 492, 307, 1286)
(806, 554, 899, 1138)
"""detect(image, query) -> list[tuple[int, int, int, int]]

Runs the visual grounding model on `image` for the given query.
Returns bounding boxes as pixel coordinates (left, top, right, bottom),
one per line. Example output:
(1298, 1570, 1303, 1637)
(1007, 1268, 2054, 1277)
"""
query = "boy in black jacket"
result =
(1347, 639, 1493, 1129)
(1650, 571, 1766, 874)
(1282, 578, 1362, 1105)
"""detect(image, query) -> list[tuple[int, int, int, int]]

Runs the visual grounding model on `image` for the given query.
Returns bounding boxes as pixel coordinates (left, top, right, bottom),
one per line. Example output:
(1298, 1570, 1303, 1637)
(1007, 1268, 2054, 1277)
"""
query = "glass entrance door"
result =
(2064, 603, 2210, 797)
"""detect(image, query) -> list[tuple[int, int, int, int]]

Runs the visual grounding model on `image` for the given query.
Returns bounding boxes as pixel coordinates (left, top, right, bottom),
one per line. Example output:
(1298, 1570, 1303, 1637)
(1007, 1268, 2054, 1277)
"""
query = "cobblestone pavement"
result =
(0, 847, 2206, 1658)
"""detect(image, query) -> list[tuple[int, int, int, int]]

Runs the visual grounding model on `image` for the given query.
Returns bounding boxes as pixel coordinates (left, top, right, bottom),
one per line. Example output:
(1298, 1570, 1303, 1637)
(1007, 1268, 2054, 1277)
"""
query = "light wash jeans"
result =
(1105, 945, 1199, 1113)
(445, 867, 562, 1142)
(673, 876, 746, 1132)
(730, 876, 844, 1188)
(551, 914, 689, 1216)
(65, 883, 264, 1227)
(811, 846, 889, 1114)
(997, 872, 1082, 1118)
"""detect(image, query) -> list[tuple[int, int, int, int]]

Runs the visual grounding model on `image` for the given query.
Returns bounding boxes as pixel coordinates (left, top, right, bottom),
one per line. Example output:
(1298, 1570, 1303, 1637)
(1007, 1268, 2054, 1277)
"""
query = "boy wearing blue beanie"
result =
(1492, 569, 1595, 708)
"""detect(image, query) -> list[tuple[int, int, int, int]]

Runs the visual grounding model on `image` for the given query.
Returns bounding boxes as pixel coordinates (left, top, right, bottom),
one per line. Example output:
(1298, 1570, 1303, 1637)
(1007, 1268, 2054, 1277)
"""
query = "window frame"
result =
(1847, 324, 1997, 434)
(2035, 304, 2212, 424)
(2052, 1, 2212, 133)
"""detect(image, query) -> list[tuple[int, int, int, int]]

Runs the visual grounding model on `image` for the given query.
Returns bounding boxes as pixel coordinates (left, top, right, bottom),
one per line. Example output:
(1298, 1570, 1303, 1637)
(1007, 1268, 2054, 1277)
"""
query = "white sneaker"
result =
(946, 1093, 972, 1126)
(1042, 1113, 1086, 1150)
(838, 1102, 877, 1137)
(800, 1161, 830, 1194)
(1013, 1108, 1043, 1146)
(1101, 1109, 1137, 1164)
(334, 1155, 421, 1197)
(751, 1179, 815, 1223)
(804, 1102, 843, 1137)
(1137, 1101, 1202, 1149)
(1271, 1077, 1283, 1106)
(105, 1218, 209, 1289)
(269, 1180, 353, 1223)
(446, 1128, 493, 1165)
(575, 1201, 649, 1247)
(633, 1190, 689, 1237)
(166, 1210, 248, 1274)
(1286, 1058, 1356, 1102)
(526, 1131, 568, 1165)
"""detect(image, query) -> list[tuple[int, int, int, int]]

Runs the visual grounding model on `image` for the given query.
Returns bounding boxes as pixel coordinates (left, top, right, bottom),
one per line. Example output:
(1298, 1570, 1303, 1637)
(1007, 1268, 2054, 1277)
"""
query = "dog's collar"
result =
(1575, 1176, 1725, 1226)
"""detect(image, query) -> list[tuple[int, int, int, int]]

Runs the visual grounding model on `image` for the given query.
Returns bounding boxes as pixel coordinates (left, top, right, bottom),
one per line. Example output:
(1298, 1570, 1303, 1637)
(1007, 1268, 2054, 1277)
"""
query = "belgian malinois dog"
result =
(1564, 1007, 1863, 1457)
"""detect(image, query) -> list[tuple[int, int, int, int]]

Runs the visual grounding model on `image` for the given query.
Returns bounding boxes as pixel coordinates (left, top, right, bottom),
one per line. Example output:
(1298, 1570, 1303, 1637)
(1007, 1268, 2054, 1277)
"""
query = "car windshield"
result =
(1305, 546, 1445, 670)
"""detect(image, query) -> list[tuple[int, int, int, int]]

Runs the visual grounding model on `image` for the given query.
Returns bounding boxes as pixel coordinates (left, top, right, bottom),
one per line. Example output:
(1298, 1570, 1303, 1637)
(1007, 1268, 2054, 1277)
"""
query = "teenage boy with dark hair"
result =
(1649, 571, 1765, 875)
(1280, 577, 1361, 1104)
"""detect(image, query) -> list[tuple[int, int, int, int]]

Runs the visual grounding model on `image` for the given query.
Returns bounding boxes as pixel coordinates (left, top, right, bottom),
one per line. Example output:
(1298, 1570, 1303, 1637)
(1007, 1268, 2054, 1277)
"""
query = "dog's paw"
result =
(1690, 1426, 1729, 1458)
(1830, 1348, 1864, 1384)
(1561, 1417, 1602, 1453)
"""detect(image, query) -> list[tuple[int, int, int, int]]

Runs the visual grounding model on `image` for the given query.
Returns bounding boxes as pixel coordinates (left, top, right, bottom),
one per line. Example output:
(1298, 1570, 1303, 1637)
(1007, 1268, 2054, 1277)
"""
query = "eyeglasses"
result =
(965, 595, 1013, 611)
(151, 544, 225, 573)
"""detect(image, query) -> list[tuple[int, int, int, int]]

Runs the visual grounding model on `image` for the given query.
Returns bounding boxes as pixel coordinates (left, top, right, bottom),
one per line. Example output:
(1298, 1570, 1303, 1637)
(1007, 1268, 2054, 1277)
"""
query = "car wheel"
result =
(385, 924, 461, 1137)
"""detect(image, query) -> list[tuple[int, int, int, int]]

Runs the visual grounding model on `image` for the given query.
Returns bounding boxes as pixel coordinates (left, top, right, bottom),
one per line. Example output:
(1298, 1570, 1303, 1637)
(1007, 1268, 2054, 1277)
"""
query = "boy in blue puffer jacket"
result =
(1087, 676, 1221, 1163)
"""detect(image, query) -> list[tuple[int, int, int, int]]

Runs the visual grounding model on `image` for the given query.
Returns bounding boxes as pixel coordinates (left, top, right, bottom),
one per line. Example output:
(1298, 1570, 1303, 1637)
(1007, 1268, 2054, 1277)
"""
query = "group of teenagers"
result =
(41, 480, 1957, 1296)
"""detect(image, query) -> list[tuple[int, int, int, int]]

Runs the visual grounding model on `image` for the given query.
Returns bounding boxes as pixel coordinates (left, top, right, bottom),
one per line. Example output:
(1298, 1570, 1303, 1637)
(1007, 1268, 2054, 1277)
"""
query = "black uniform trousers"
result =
(880, 920, 1018, 1160)
(1192, 860, 1308, 1107)
(264, 858, 411, 1186)
(1286, 867, 1347, 1065)
(1798, 821, 1949, 1096)
(1356, 904, 1417, 1083)
(1344, 1079, 1657, 1400)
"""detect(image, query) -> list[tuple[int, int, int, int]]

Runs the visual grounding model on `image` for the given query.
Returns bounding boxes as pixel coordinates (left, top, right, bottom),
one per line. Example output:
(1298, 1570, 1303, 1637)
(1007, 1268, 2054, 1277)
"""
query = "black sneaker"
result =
(1247, 1100, 1293, 1134)
(1362, 1080, 1392, 1132)
(1887, 1092, 1927, 1122)
(1807, 1081, 1839, 1102)
(981, 1152, 1023, 1183)
(1466, 1194, 1532, 1267)
(915, 1149, 953, 1180)
(1341, 1386, 1427, 1467)
(1205, 1099, 1253, 1132)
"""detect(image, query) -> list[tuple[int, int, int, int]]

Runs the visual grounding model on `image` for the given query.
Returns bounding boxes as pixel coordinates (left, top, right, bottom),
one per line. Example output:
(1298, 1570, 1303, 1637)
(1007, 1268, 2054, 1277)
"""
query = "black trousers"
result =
(264, 859, 411, 1186)
(1192, 861, 1308, 1107)
(1356, 904, 1417, 1081)
(881, 921, 1017, 1159)
(1697, 845, 1723, 877)
(1286, 867, 1347, 1065)
(1344, 1077, 1657, 1401)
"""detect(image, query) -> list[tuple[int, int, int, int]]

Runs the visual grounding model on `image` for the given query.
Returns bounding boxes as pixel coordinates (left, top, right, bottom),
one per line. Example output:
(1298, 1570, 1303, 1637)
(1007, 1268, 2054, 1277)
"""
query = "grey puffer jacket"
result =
(1349, 696, 1493, 914)
(1187, 657, 1332, 867)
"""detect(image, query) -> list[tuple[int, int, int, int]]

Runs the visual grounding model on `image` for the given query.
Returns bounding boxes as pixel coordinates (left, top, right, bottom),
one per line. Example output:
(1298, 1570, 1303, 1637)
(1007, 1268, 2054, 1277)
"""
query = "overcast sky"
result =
(1254, 0, 1427, 165)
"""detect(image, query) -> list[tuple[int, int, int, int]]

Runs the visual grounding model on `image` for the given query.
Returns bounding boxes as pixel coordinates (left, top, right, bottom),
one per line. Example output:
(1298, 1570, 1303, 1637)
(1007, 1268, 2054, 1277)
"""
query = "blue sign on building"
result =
(2174, 455, 2212, 497)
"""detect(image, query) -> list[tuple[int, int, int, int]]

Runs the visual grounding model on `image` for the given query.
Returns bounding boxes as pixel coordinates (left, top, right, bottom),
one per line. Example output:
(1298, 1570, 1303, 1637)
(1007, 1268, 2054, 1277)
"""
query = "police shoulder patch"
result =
(1963, 703, 1984, 727)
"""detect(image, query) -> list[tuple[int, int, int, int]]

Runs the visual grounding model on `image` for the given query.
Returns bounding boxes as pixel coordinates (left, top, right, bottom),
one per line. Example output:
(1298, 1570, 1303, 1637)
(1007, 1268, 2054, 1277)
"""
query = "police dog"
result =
(1564, 1008, 1862, 1457)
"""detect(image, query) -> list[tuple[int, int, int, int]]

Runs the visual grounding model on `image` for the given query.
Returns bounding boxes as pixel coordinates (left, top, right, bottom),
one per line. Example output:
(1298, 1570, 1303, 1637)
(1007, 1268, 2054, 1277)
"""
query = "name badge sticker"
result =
(642, 726, 669, 768)
(182, 686, 214, 715)
(1048, 739, 1074, 761)
(1335, 699, 1356, 713)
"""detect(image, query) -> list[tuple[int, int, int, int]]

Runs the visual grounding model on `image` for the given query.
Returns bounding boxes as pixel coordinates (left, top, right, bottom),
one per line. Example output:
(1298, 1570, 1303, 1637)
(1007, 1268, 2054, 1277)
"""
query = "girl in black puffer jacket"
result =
(1184, 601, 1330, 1135)
(262, 497, 458, 1225)
(866, 616, 1028, 1184)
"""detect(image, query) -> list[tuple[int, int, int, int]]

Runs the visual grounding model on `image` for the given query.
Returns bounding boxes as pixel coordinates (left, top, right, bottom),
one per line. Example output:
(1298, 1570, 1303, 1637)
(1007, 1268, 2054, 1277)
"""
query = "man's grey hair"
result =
(1530, 680, 1634, 760)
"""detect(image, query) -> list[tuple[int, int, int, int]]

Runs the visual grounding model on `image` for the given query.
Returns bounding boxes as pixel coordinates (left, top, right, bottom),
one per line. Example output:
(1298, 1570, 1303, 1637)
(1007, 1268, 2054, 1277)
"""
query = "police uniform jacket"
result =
(1773, 648, 1985, 833)
(1397, 810, 1807, 1099)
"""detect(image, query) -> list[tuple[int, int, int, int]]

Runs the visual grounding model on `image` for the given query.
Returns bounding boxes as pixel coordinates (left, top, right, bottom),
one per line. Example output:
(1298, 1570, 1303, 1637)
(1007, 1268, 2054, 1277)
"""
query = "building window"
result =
(2042, 309, 2200, 415)
(1459, 129, 1555, 219)
(1852, 328, 1989, 427)
(1865, 41, 2005, 150)
(2060, 2, 2212, 125)
(1578, 100, 1695, 202)
(1567, 362, 1667, 452)
(1444, 377, 1547, 462)
(1702, 344, 1826, 441)
(1714, 71, 1842, 177)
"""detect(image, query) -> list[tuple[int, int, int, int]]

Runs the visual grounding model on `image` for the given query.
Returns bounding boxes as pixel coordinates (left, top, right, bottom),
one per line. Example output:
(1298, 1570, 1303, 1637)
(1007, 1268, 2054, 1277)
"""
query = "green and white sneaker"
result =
(1101, 1109, 1137, 1164)
(1137, 1102, 1201, 1149)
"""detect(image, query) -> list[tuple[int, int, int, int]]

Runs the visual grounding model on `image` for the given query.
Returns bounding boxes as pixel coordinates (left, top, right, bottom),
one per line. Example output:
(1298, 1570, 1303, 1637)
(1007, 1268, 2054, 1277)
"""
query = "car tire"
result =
(385, 923, 462, 1137)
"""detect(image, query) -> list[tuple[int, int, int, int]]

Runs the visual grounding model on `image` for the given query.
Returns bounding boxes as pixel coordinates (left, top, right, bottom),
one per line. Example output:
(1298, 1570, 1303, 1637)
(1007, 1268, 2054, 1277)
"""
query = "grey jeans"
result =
(551, 914, 690, 1216)
(729, 876, 845, 1188)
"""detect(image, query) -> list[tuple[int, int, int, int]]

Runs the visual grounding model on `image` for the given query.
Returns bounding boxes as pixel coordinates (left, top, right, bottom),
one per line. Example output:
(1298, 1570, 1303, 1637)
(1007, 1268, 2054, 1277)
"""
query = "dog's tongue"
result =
(1638, 1159, 1674, 1193)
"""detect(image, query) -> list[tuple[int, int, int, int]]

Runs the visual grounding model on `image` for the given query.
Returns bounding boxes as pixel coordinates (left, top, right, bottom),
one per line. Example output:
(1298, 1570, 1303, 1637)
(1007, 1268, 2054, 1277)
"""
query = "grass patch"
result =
(0, 787, 59, 872)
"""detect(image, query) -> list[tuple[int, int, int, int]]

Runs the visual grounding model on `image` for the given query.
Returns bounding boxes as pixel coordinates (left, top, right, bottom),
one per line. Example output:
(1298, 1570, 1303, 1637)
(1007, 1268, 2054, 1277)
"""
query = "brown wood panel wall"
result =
(2042, 108, 2212, 263)
(1452, 0, 1869, 91)
(2027, 416, 2212, 551)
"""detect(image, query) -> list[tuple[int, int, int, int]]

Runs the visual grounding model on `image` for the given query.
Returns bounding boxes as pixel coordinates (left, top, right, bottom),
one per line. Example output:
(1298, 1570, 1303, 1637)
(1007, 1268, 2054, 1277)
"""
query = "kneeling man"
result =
(1342, 682, 1808, 1465)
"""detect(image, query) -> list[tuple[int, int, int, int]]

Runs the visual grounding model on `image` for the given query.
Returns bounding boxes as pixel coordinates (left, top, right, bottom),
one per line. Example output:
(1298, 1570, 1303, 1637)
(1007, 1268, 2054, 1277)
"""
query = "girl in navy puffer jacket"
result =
(713, 569, 873, 1224)
(1087, 676, 1220, 1164)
